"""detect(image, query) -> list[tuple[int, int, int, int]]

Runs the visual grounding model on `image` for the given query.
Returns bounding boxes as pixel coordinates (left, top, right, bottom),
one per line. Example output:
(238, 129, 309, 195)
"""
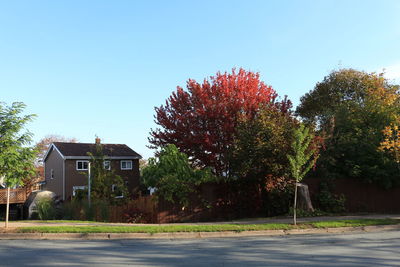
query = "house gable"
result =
(44, 146, 65, 199)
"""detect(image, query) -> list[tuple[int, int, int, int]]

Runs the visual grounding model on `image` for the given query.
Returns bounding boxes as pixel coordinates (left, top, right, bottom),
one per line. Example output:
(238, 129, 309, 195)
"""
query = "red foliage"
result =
(149, 68, 291, 176)
(123, 206, 153, 223)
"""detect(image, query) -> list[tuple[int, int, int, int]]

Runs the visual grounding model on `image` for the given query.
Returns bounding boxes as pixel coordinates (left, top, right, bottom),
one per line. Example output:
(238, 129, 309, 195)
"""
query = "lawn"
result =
(15, 219, 400, 234)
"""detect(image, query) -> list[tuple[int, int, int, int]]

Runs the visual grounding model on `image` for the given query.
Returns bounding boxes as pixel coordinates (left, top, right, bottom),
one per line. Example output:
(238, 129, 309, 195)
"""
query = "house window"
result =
(50, 169, 54, 179)
(76, 160, 89, 171)
(121, 160, 132, 170)
(104, 161, 111, 170)
(72, 186, 87, 197)
(111, 184, 124, 198)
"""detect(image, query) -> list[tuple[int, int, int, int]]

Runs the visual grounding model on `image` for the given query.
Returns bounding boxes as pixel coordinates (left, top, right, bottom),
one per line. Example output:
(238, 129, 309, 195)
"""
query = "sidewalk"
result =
(0, 214, 399, 240)
(3, 213, 400, 228)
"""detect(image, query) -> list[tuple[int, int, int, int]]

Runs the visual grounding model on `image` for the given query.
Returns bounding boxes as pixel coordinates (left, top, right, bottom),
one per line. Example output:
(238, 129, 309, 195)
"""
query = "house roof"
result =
(46, 142, 142, 160)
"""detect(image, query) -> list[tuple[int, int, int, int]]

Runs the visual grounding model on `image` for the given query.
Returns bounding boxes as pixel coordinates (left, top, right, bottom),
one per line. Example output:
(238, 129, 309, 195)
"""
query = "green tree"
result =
(297, 69, 400, 188)
(287, 124, 319, 225)
(142, 144, 215, 207)
(231, 105, 296, 182)
(0, 102, 36, 228)
(87, 144, 128, 205)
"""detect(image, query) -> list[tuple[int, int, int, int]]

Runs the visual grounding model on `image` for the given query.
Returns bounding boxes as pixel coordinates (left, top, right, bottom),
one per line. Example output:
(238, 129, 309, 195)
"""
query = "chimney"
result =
(95, 137, 101, 144)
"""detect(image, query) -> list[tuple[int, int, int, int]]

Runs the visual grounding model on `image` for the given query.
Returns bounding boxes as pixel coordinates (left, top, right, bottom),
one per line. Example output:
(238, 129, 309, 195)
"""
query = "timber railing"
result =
(0, 188, 27, 204)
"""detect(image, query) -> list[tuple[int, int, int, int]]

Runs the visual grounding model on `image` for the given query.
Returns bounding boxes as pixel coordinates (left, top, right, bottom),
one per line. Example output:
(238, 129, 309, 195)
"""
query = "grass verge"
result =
(15, 219, 400, 234)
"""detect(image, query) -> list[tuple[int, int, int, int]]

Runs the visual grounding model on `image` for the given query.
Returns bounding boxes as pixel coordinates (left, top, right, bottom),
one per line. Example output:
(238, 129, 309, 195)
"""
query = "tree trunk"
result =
(5, 187, 10, 229)
(297, 183, 314, 212)
(293, 183, 298, 225)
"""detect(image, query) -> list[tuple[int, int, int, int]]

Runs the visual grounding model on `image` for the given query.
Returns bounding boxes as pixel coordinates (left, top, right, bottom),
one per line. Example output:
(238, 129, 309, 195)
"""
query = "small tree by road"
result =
(87, 143, 128, 205)
(0, 102, 36, 228)
(142, 144, 215, 207)
(287, 124, 319, 225)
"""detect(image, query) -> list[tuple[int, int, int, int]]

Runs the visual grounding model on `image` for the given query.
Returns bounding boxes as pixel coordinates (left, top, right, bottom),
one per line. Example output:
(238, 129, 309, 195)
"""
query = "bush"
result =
(36, 197, 56, 220)
(316, 180, 346, 213)
(61, 200, 79, 220)
(123, 206, 152, 223)
(60, 199, 111, 221)
(264, 176, 294, 216)
(93, 199, 110, 222)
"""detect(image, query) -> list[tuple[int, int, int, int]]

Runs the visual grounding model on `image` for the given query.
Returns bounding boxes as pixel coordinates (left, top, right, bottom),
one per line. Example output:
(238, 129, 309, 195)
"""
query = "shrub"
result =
(36, 197, 55, 220)
(123, 206, 153, 223)
(61, 199, 84, 220)
(316, 180, 346, 213)
(264, 176, 294, 216)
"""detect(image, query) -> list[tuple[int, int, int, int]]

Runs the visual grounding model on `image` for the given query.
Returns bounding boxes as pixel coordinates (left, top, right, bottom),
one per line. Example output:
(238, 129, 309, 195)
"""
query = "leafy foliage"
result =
(87, 144, 128, 204)
(0, 102, 37, 188)
(36, 197, 56, 220)
(315, 180, 346, 213)
(379, 123, 400, 163)
(287, 125, 319, 183)
(142, 144, 215, 206)
(34, 135, 77, 179)
(35, 135, 77, 166)
(149, 68, 291, 176)
(230, 106, 296, 182)
(297, 69, 400, 188)
(287, 124, 319, 224)
(123, 206, 152, 223)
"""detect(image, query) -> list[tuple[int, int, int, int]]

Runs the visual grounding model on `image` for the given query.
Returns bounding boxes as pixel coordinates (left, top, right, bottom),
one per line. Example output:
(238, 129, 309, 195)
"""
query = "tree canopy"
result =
(149, 68, 291, 176)
(87, 144, 128, 204)
(0, 102, 36, 187)
(142, 144, 215, 206)
(230, 105, 296, 182)
(296, 69, 400, 188)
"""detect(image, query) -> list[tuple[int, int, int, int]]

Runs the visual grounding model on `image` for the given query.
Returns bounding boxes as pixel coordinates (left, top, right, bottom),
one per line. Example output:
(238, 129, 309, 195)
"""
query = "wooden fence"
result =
(305, 178, 400, 213)
(0, 188, 27, 204)
(106, 181, 264, 223)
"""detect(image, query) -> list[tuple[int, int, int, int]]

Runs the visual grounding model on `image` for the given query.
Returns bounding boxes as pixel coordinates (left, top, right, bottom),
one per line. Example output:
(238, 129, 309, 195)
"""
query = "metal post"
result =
(88, 162, 91, 208)
(5, 187, 10, 228)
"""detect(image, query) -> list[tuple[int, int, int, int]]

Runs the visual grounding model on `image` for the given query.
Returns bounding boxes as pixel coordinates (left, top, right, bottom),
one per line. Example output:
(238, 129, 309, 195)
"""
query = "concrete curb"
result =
(0, 224, 399, 240)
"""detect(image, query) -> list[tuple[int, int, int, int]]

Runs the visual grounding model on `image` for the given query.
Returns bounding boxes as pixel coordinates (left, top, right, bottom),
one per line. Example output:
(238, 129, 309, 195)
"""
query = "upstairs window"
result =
(104, 161, 111, 170)
(121, 160, 132, 170)
(76, 160, 89, 171)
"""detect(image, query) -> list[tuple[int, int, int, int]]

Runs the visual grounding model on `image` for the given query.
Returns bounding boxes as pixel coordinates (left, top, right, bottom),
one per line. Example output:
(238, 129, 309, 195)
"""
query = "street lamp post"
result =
(88, 162, 91, 208)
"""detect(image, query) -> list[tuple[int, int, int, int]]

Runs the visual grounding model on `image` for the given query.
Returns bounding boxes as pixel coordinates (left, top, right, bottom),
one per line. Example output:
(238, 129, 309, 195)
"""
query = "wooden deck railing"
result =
(0, 188, 27, 204)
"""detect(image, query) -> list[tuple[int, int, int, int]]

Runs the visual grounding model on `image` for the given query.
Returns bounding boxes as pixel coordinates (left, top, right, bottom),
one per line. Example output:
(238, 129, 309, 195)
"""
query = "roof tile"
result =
(53, 142, 142, 158)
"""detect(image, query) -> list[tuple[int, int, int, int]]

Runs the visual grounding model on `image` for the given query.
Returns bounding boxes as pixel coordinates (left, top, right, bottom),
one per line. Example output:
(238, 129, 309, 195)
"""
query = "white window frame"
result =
(120, 160, 132, 170)
(111, 184, 124, 198)
(72, 186, 87, 197)
(76, 160, 89, 171)
(104, 160, 111, 170)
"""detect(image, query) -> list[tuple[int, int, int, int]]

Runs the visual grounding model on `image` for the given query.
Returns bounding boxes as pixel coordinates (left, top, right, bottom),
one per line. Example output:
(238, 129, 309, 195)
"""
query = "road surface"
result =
(0, 230, 399, 266)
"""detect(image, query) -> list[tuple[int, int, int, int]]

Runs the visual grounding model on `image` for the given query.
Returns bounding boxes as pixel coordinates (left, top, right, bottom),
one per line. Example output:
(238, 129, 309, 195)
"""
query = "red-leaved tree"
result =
(149, 68, 291, 176)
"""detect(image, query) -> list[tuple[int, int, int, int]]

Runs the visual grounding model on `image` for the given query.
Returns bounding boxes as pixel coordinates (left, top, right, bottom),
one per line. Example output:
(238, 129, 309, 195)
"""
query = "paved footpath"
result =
(0, 230, 399, 266)
(4, 213, 400, 228)
(0, 214, 399, 240)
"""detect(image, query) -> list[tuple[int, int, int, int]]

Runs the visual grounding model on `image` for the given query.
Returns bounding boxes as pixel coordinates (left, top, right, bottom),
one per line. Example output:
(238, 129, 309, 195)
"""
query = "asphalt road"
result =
(0, 231, 399, 267)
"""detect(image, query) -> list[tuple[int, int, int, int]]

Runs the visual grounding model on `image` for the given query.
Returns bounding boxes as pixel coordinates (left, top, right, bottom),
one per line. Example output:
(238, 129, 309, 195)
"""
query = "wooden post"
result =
(5, 187, 10, 229)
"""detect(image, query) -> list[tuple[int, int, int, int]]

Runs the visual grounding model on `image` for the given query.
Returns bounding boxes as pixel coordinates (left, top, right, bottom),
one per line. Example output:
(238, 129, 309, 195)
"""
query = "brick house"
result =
(43, 138, 141, 200)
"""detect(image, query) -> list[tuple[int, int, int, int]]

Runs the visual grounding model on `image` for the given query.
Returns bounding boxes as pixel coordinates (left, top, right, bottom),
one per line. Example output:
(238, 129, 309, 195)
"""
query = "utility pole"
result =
(88, 162, 91, 208)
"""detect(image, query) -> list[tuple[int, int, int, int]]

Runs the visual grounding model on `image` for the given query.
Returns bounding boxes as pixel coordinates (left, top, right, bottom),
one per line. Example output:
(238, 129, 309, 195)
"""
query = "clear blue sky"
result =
(1, 0, 400, 159)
